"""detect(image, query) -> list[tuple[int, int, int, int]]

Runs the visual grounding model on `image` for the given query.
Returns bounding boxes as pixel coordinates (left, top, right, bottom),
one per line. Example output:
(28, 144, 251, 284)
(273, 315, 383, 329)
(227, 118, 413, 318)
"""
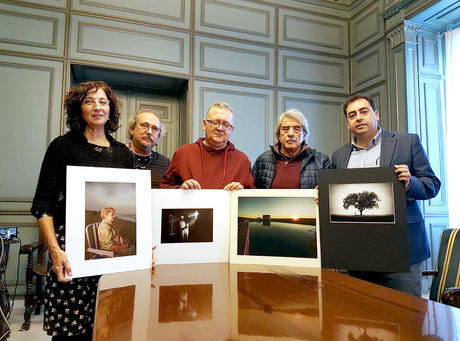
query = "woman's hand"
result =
(49, 245, 72, 282)
(152, 246, 156, 268)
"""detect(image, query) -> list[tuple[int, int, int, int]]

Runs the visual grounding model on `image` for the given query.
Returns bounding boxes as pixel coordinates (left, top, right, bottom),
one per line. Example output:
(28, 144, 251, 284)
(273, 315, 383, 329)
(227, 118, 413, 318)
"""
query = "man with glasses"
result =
(128, 109, 170, 188)
(252, 109, 331, 188)
(160, 102, 254, 190)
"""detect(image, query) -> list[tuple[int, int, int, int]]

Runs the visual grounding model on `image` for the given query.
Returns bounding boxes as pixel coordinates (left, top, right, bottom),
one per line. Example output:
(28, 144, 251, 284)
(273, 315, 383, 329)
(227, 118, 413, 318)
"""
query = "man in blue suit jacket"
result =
(332, 94, 441, 296)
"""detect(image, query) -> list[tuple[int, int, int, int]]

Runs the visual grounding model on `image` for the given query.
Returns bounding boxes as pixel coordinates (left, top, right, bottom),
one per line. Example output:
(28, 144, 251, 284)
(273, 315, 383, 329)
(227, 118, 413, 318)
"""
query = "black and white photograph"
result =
(161, 208, 213, 243)
(329, 183, 395, 223)
(317, 167, 409, 272)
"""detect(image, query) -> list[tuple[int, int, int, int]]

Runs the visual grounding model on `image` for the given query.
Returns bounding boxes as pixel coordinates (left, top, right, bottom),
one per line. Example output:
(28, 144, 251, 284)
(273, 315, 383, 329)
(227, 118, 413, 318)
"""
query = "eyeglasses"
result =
(138, 122, 160, 134)
(205, 119, 233, 130)
(83, 98, 110, 107)
(281, 125, 302, 133)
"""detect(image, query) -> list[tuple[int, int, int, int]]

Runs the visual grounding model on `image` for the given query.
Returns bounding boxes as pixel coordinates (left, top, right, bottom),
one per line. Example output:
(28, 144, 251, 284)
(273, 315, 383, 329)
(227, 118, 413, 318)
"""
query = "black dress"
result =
(30, 131, 134, 337)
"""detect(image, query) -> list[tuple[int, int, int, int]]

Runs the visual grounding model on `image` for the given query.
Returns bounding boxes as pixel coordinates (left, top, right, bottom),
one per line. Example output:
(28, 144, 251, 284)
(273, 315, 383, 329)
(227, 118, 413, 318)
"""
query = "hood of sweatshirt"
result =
(195, 138, 235, 181)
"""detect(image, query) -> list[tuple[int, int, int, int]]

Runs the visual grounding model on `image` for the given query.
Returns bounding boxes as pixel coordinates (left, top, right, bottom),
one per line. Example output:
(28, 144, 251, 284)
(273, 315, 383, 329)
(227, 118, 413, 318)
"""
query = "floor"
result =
(3, 299, 50, 341)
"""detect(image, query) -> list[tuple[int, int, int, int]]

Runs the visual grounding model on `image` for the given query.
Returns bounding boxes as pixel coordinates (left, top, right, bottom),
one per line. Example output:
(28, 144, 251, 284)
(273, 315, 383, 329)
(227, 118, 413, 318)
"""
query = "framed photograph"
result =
(94, 269, 151, 341)
(318, 167, 409, 272)
(229, 264, 322, 340)
(230, 189, 320, 267)
(152, 189, 231, 264)
(66, 166, 152, 278)
(148, 263, 230, 338)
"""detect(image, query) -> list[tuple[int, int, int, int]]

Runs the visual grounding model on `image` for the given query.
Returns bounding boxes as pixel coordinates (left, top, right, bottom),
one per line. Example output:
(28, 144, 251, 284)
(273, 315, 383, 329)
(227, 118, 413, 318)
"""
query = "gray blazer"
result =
(331, 128, 441, 264)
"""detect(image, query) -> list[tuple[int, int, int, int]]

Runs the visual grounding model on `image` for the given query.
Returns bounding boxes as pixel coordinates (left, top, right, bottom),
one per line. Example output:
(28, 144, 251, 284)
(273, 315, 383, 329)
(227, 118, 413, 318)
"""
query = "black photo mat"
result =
(318, 167, 409, 272)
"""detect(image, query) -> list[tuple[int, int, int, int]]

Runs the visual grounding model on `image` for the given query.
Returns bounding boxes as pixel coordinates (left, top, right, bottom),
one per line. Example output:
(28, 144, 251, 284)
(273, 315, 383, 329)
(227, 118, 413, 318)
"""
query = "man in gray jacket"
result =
(252, 108, 331, 189)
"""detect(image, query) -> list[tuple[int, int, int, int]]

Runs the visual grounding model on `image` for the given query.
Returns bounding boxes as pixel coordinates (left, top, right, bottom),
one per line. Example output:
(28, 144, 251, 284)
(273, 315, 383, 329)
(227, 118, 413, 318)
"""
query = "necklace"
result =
(129, 142, 154, 169)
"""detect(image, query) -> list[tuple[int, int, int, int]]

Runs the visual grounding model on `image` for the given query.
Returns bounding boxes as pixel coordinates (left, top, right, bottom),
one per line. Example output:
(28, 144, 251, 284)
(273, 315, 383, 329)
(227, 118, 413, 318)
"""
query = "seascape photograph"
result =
(237, 197, 317, 258)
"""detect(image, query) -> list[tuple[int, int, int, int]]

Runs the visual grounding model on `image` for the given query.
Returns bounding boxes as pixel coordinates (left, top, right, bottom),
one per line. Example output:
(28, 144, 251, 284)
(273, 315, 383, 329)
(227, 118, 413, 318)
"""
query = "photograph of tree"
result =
(85, 182, 137, 259)
(237, 197, 316, 258)
(161, 208, 213, 243)
(329, 183, 395, 223)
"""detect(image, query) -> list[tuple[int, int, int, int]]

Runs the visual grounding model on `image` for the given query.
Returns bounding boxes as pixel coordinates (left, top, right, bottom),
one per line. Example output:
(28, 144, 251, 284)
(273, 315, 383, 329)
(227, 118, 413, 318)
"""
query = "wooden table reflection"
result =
(93, 263, 460, 341)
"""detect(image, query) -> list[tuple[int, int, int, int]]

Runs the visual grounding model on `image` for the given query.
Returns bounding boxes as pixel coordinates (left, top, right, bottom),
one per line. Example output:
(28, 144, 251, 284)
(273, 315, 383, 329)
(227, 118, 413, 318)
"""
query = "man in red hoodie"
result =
(160, 102, 254, 190)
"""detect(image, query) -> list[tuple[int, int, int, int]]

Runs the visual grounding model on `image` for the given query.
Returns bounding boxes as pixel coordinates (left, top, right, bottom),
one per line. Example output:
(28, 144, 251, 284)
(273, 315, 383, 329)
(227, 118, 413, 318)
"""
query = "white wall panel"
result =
(277, 91, 347, 157)
(194, 81, 274, 163)
(279, 8, 348, 56)
(195, 35, 274, 86)
(0, 54, 63, 224)
(72, 0, 190, 29)
(69, 15, 190, 74)
(365, 83, 388, 130)
(196, 0, 275, 44)
(350, 0, 384, 54)
(351, 41, 386, 92)
(278, 49, 349, 94)
(0, 3, 66, 57)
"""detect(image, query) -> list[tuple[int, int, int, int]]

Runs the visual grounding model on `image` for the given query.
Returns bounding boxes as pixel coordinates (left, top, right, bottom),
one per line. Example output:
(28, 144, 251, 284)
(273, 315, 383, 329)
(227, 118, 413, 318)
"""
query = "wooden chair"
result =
(19, 234, 47, 331)
(85, 222, 114, 258)
(423, 228, 460, 308)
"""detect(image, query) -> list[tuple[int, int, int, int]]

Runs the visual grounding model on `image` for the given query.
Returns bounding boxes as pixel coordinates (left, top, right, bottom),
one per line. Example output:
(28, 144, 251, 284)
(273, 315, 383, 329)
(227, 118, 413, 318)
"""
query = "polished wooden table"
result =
(93, 263, 460, 340)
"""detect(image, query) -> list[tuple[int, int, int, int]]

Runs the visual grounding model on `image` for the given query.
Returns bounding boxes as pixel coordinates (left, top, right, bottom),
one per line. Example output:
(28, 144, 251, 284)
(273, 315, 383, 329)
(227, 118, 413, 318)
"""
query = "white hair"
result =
(274, 108, 309, 144)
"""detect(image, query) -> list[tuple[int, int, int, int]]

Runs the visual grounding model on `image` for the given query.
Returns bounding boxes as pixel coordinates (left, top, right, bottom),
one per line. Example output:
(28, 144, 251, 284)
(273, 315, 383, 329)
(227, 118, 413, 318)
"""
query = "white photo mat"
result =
(95, 269, 151, 341)
(151, 189, 230, 264)
(66, 166, 151, 278)
(230, 189, 321, 267)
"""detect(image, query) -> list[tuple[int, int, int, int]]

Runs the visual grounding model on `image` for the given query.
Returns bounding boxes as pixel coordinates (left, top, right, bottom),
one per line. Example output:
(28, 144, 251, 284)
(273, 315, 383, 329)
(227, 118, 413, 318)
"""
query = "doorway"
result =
(70, 64, 189, 159)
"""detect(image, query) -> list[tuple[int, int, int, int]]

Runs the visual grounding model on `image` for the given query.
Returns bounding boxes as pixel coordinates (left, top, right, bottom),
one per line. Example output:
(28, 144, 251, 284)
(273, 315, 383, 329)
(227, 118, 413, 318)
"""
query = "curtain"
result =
(445, 27, 460, 229)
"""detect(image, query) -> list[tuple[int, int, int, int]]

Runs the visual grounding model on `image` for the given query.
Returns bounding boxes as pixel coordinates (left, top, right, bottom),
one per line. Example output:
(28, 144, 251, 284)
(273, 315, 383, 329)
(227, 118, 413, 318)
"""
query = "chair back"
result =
(85, 222, 101, 250)
(430, 228, 460, 301)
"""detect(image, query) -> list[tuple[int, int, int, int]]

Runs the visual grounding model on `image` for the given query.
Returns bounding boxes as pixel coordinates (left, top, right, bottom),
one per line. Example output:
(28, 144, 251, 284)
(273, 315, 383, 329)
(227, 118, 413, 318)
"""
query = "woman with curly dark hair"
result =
(30, 81, 134, 340)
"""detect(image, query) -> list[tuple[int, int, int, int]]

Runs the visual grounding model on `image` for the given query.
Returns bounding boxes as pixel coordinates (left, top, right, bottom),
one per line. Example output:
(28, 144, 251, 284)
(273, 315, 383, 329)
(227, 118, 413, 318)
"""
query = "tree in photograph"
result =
(343, 191, 380, 215)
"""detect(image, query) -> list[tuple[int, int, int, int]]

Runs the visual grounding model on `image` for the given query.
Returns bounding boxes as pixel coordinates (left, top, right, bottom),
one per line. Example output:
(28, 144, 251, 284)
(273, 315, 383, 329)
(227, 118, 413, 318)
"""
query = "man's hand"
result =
(224, 182, 244, 191)
(180, 179, 202, 190)
(49, 246, 72, 283)
(394, 164, 411, 190)
(315, 186, 319, 206)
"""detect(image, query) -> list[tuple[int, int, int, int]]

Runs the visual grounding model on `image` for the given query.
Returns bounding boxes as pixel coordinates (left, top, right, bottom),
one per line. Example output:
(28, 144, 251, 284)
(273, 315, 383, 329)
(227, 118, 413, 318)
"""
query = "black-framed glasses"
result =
(206, 119, 233, 130)
(138, 122, 160, 134)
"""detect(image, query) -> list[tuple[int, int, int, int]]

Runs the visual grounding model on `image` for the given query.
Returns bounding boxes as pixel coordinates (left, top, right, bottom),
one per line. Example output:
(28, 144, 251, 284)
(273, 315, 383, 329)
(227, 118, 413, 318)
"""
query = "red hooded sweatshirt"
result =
(160, 138, 255, 189)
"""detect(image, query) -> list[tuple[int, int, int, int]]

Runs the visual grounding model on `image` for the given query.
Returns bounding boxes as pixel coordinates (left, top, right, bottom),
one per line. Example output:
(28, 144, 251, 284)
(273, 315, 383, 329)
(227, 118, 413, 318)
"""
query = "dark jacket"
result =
(252, 144, 332, 189)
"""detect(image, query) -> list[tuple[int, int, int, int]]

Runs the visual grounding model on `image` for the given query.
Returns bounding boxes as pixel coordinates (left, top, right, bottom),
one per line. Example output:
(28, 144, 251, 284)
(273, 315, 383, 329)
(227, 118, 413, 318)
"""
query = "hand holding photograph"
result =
(66, 166, 152, 278)
(318, 167, 409, 272)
